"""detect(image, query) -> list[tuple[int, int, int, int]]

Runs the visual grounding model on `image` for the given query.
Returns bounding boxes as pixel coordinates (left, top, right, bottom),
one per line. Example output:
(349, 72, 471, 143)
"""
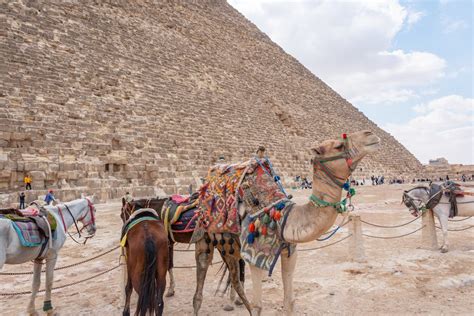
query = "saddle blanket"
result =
(0, 213, 56, 247)
(120, 211, 160, 247)
(238, 162, 295, 274)
(162, 193, 199, 235)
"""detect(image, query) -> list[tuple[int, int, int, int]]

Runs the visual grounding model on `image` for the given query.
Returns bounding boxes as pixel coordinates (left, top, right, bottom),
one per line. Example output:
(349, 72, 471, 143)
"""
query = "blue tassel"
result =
(342, 182, 350, 191)
(274, 175, 281, 182)
(275, 202, 285, 210)
(247, 233, 255, 244)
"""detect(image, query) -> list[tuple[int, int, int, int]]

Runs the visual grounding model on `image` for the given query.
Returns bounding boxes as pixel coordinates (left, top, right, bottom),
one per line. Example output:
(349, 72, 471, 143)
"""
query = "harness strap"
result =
(56, 206, 68, 232)
(268, 202, 295, 276)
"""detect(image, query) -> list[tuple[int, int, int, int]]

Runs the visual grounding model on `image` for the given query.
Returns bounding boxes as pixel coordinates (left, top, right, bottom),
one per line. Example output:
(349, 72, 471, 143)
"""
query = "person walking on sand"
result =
(24, 174, 32, 190)
(19, 192, 26, 209)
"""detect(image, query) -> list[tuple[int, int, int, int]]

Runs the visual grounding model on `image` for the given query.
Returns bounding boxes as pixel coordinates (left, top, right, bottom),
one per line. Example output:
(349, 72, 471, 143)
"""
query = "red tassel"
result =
(273, 211, 281, 221)
(347, 158, 353, 167)
(342, 133, 347, 139)
(261, 226, 267, 236)
(249, 222, 255, 233)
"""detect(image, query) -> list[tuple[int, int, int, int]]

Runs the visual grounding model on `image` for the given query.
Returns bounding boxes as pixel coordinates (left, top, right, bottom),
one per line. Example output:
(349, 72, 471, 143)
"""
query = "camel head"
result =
(311, 130, 380, 186)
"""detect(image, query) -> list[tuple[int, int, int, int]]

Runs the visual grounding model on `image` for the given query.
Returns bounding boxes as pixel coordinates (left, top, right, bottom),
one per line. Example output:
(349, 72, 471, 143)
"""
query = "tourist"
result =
(256, 146, 266, 159)
(24, 174, 32, 190)
(19, 192, 26, 209)
(123, 191, 133, 203)
(44, 189, 55, 205)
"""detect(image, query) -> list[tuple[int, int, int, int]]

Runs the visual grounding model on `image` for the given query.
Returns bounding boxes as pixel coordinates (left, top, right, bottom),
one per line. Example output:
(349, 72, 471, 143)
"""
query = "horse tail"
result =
(136, 235, 158, 316)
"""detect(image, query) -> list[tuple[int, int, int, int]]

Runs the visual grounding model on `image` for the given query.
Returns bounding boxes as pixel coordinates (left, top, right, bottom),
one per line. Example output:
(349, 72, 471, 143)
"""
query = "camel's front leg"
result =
(281, 248, 297, 316)
(249, 264, 263, 315)
(438, 215, 449, 253)
(43, 255, 57, 315)
(27, 261, 42, 315)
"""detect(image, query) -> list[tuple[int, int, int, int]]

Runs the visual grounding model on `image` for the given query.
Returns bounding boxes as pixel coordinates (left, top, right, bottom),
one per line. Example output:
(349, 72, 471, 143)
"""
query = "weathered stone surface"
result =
(0, 0, 422, 200)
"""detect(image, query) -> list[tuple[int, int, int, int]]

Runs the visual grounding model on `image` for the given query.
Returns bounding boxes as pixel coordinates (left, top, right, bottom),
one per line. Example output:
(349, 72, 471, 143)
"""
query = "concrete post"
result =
(422, 209, 438, 249)
(349, 214, 366, 262)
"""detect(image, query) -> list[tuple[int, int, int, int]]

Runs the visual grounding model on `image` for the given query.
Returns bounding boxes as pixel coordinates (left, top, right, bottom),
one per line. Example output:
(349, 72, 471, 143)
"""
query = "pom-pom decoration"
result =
(249, 222, 256, 233)
(342, 133, 347, 139)
(342, 182, 350, 191)
(262, 213, 271, 224)
(274, 175, 281, 182)
(273, 211, 281, 221)
(261, 226, 268, 236)
(247, 233, 255, 244)
(254, 218, 261, 228)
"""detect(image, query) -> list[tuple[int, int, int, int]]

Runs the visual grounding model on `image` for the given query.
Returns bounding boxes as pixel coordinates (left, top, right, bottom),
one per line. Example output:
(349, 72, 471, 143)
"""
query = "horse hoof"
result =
(234, 298, 244, 306)
(251, 306, 262, 316)
(165, 290, 175, 297)
(223, 304, 235, 311)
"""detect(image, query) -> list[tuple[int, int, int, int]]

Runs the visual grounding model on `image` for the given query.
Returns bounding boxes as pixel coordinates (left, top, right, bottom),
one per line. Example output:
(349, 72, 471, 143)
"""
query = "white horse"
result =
(0, 197, 97, 315)
(402, 186, 474, 252)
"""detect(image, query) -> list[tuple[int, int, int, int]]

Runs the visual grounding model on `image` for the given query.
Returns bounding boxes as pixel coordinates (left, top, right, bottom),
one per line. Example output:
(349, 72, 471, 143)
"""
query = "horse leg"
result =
(223, 255, 252, 314)
(166, 242, 175, 297)
(122, 269, 133, 316)
(438, 214, 449, 253)
(281, 248, 297, 316)
(43, 255, 57, 315)
(27, 261, 42, 316)
(193, 236, 214, 316)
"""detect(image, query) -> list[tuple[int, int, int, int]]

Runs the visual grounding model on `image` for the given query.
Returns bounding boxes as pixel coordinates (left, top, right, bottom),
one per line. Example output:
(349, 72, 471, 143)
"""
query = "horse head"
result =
(402, 187, 430, 217)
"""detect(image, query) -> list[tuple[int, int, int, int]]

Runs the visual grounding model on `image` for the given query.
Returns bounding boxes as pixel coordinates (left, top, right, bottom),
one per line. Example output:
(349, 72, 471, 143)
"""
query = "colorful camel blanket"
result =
(192, 158, 296, 273)
(238, 163, 296, 274)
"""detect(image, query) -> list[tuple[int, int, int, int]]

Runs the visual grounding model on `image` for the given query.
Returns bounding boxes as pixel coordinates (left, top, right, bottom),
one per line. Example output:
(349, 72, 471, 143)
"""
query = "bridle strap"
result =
(64, 204, 82, 238)
(56, 205, 68, 232)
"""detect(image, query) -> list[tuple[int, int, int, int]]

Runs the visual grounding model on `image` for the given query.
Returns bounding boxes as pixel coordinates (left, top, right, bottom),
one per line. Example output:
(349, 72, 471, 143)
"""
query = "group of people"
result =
(371, 175, 385, 185)
(17, 173, 56, 209)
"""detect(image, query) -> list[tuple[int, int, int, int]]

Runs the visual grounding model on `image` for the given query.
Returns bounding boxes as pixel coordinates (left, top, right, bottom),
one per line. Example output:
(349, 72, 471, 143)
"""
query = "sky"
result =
(228, 0, 473, 165)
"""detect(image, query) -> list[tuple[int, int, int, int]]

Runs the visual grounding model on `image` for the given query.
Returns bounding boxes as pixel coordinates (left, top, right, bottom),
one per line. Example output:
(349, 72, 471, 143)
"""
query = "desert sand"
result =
(1, 184, 473, 315)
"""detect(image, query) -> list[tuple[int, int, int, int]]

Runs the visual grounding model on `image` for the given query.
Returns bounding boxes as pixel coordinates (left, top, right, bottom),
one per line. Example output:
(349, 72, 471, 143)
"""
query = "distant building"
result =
(429, 158, 449, 166)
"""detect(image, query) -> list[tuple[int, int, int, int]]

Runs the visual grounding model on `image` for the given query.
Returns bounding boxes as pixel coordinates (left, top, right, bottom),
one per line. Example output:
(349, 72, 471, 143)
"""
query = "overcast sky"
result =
(228, 0, 473, 165)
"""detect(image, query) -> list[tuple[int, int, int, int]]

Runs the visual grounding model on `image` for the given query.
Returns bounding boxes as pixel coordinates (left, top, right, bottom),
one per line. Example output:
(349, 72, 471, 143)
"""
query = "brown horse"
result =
(120, 207, 169, 316)
(122, 197, 245, 310)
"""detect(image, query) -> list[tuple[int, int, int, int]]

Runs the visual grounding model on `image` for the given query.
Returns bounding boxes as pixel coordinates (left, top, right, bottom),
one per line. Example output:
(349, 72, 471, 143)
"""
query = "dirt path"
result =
(1, 184, 473, 315)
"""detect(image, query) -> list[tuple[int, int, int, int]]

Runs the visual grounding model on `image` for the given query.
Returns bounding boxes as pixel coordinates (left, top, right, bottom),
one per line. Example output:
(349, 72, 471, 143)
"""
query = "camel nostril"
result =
(364, 131, 373, 136)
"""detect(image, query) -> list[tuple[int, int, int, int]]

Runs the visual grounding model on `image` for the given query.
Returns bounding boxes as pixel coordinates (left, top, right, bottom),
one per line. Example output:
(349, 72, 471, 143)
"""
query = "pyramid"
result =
(0, 0, 421, 201)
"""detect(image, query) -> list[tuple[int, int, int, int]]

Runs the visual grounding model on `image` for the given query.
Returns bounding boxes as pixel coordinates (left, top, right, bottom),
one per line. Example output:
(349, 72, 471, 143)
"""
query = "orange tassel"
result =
(249, 222, 255, 233)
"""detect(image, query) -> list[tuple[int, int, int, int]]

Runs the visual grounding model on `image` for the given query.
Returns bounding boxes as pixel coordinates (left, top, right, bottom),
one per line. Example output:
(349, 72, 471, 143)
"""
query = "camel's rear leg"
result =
(193, 235, 214, 316)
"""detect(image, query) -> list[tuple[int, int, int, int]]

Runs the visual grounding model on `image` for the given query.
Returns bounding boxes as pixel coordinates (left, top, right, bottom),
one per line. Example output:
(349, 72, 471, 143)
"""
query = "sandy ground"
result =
(1, 184, 473, 315)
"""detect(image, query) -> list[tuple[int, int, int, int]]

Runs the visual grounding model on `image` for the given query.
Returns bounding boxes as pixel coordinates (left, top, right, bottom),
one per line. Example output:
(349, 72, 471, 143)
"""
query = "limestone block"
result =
(29, 171, 46, 180)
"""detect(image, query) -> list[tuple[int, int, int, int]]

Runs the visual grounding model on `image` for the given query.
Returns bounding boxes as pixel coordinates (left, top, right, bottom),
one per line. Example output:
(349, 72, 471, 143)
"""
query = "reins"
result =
(57, 199, 96, 245)
(310, 133, 357, 213)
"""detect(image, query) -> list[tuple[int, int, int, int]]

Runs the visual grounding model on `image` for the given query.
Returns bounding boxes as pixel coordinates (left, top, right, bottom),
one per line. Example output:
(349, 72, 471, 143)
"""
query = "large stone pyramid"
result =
(0, 0, 421, 200)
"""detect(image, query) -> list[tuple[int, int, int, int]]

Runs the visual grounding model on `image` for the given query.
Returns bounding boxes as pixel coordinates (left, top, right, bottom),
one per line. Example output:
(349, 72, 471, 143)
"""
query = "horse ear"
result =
(122, 198, 126, 207)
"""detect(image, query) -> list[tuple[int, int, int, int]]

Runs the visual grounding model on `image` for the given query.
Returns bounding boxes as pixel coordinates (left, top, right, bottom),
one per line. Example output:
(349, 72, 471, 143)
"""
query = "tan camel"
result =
(192, 130, 380, 315)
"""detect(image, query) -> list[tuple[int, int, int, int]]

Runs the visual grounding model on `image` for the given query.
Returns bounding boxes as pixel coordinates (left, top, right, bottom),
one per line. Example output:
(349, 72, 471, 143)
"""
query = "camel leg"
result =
(281, 248, 297, 316)
(224, 259, 245, 311)
(27, 261, 42, 315)
(223, 255, 252, 314)
(193, 236, 214, 316)
(438, 215, 449, 253)
(249, 264, 263, 316)
(166, 242, 175, 297)
(122, 270, 132, 316)
(43, 255, 57, 315)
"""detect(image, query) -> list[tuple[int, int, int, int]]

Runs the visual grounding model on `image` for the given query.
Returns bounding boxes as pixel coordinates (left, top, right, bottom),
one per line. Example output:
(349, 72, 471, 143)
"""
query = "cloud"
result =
(385, 95, 474, 164)
(442, 17, 469, 33)
(228, 0, 445, 105)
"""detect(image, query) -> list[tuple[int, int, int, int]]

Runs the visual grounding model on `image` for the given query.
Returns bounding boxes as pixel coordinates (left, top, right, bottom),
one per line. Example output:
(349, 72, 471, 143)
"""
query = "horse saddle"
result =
(161, 193, 199, 236)
(443, 181, 463, 218)
(120, 208, 160, 247)
(0, 206, 57, 253)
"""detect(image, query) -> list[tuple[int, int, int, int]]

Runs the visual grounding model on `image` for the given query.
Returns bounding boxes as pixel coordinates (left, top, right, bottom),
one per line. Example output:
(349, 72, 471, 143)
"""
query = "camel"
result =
(192, 130, 380, 315)
(402, 184, 474, 252)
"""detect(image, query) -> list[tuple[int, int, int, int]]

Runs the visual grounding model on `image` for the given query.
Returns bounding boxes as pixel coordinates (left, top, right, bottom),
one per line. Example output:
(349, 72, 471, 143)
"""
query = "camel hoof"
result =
(223, 304, 235, 311)
(234, 297, 244, 306)
(251, 306, 262, 316)
(28, 311, 39, 316)
(441, 247, 449, 253)
(165, 290, 175, 297)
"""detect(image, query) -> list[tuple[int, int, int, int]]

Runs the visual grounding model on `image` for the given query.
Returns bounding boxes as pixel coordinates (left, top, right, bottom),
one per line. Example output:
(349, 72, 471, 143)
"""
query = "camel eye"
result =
(334, 143, 344, 150)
